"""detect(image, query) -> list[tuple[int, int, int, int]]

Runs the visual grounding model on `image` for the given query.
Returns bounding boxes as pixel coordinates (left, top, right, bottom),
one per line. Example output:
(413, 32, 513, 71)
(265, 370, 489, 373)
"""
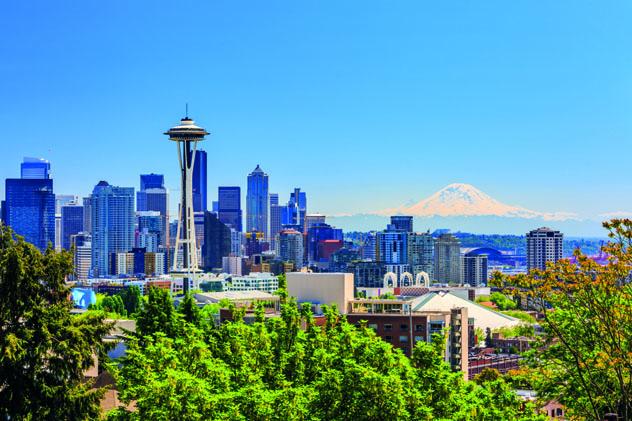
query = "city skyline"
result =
(1, 1, 631, 223)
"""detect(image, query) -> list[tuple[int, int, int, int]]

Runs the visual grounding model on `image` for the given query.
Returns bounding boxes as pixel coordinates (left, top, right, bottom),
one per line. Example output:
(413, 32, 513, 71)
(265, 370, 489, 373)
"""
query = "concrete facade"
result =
(287, 272, 354, 314)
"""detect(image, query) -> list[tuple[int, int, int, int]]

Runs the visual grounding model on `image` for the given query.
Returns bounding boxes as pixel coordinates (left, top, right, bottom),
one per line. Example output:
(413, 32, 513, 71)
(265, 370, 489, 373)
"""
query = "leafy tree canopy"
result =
(0, 224, 113, 420)
(493, 219, 632, 420)
(108, 297, 545, 420)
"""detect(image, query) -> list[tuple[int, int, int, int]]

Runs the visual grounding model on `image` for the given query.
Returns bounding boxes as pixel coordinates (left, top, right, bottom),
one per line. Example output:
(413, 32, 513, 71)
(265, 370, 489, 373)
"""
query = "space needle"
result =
(164, 112, 209, 295)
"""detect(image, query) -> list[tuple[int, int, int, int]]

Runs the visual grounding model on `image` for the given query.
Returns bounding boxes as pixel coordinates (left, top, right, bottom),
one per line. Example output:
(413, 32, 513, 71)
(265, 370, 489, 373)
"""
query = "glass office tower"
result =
(4, 178, 55, 251)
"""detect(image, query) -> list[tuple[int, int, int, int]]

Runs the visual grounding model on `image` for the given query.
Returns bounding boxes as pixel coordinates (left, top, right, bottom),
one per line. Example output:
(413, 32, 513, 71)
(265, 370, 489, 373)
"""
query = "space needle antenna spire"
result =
(164, 112, 209, 295)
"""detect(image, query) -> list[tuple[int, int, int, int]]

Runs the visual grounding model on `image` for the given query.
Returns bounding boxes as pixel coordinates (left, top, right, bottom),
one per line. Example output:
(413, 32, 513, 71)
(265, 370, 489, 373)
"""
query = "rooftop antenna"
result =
(185, 103, 189, 118)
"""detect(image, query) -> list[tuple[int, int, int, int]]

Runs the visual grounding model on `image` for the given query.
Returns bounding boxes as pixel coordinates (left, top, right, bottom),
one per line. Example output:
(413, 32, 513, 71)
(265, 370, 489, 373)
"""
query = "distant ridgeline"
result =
(345, 231, 604, 257)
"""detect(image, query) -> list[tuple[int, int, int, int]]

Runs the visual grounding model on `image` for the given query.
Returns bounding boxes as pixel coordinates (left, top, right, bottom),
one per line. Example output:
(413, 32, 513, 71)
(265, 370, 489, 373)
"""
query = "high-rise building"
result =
(192, 150, 208, 213)
(71, 233, 92, 280)
(230, 229, 243, 256)
(20, 157, 50, 179)
(282, 188, 307, 232)
(4, 178, 55, 251)
(136, 174, 169, 255)
(461, 251, 488, 287)
(390, 215, 413, 233)
(55, 195, 78, 251)
(245, 230, 265, 257)
(246, 165, 269, 238)
(90, 181, 135, 277)
(304, 214, 326, 234)
(407, 231, 434, 279)
(137, 211, 163, 252)
(269, 193, 282, 249)
(218, 186, 242, 231)
(376, 225, 408, 265)
(82, 197, 92, 234)
(526, 227, 563, 271)
(347, 261, 386, 288)
(434, 233, 461, 285)
(276, 229, 304, 270)
(362, 232, 377, 261)
(307, 222, 343, 264)
(202, 211, 231, 271)
(61, 203, 83, 250)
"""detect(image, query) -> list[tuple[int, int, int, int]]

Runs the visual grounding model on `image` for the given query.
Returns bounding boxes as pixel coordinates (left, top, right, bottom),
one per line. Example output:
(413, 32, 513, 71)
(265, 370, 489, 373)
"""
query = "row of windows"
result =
(365, 323, 426, 332)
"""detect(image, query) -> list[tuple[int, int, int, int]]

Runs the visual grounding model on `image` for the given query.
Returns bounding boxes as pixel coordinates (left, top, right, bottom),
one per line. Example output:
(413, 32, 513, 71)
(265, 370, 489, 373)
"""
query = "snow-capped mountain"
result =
(378, 183, 577, 221)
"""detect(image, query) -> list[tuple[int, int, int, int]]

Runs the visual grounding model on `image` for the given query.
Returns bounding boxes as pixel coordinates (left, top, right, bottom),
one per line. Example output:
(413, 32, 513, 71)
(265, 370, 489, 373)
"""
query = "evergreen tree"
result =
(119, 285, 142, 316)
(0, 224, 113, 419)
(178, 292, 201, 326)
(135, 286, 179, 338)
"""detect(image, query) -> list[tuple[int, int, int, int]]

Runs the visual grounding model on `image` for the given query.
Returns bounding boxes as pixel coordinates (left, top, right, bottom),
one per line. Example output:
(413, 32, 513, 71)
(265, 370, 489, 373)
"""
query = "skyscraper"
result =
(136, 174, 169, 255)
(461, 251, 488, 287)
(218, 186, 242, 231)
(4, 178, 55, 251)
(82, 197, 92, 234)
(71, 233, 92, 280)
(376, 225, 408, 265)
(192, 150, 208, 213)
(61, 203, 84, 250)
(276, 228, 304, 270)
(20, 157, 51, 179)
(434, 233, 461, 285)
(282, 188, 307, 232)
(390, 215, 413, 233)
(90, 181, 135, 277)
(307, 222, 343, 264)
(55, 194, 77, 251)
(269, 193, 282, 249)
(408, 231, 434, 279)
(137, 211, 163, 252)
(246, 165, 269, 237)
(526, 227, 563, 271)
(202, 211, 231, 271)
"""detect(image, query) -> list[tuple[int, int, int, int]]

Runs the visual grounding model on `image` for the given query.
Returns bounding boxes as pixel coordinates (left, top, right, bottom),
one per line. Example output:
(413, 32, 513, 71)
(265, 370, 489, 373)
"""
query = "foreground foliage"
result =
(108, 290, 544, 420)
(495, 219, 632, 420)
(0, 224, 112, 420)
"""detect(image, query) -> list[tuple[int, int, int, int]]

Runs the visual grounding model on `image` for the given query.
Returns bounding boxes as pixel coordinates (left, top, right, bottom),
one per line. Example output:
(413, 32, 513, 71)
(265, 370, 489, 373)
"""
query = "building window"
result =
(385, 336, 392, 342)
(399, 335, 409, 343)
(414, 336, 423, 342)
(415, 324, 424, 332)
(400, 324, 408, 331)
(368, 323, 378, 331)
(384, 324, 392, 331)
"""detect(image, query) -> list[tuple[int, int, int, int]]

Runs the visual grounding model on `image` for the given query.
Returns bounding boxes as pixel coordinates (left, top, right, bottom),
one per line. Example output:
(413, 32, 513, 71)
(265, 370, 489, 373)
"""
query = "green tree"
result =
(489, 292, 517, 310)
(0, 224, 113, 420)
(178, 292, 201, 326)
(109, 291, 545, 420)
(119, 285, 142, 316)
(102, 294, 127, 317)
(493, 218, 632, 420)
(136, 286, 180, 338)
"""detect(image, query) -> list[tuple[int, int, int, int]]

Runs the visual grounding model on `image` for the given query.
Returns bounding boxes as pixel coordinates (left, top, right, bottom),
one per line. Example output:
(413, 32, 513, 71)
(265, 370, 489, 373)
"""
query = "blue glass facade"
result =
(91, 181, 135, 277)
(61, 204, 84, 250)
(4, 178, 55, 251)
(218, 186, 242, 231)
(307, 222, 343, 263)
(193, 150, 207, 213)
(246, 165, 269, 237)
(136, 174, 168, 257)
(140, 173, 164, 190)
(20, 157, 51, 179)
(282, 188, 307, 232)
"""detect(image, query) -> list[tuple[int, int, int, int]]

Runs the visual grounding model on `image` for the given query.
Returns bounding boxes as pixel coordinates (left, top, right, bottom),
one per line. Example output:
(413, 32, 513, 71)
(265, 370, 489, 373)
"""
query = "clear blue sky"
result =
(1, 1, 631, 219)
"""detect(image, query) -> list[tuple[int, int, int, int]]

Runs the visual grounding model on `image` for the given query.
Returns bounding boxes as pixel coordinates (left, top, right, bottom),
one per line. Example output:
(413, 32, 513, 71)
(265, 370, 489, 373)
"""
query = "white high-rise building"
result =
(526, 227, 563, 271)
